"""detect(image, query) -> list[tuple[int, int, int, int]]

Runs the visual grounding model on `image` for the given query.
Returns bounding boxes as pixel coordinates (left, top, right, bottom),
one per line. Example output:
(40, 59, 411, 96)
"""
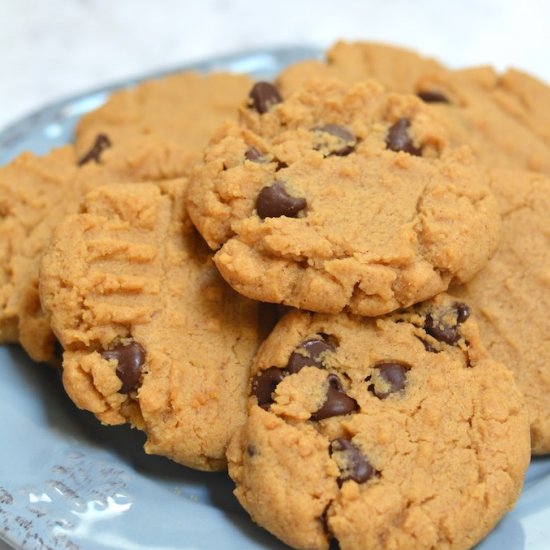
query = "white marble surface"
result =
(1, 0, 550, 131)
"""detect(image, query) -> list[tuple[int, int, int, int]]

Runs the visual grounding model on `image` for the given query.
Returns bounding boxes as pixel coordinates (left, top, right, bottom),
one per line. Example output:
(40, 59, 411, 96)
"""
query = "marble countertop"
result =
(1, 0, 549, 131)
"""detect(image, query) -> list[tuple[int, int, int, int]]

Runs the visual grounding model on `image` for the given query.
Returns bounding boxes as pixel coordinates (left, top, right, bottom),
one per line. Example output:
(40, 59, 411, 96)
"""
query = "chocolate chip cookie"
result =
(278, 41, 550, 174)
(39, 180, 260, 470)
(452, 169, 550, 454)
(227, 294, 530, 550)
(187, 78, 501, 316)
(75, 71, 253, 177)
(0, 140, 195, 364)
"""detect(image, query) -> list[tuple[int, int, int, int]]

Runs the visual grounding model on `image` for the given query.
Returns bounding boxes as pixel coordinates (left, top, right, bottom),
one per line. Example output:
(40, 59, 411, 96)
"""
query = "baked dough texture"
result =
(39, 181, 260, 470)
(452, 169, 550, 454)
(227, 295, 530, 550)
(75, 71, 253, 177)
(278, 41, 550, 174)
(0, 70, 252, 363)
(187, 78, 500, 316)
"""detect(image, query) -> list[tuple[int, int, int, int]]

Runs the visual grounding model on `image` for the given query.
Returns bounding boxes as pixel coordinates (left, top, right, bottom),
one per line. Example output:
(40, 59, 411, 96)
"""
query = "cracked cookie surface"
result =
(452, 169, 550, 454)
(187, 78, 500, 316)
(39, 181, 260, 470)
(227, 294, 530, 550)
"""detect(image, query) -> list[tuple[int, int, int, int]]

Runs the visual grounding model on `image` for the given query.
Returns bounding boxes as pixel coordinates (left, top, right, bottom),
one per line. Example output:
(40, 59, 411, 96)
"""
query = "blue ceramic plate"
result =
(0, 47, 548, 550)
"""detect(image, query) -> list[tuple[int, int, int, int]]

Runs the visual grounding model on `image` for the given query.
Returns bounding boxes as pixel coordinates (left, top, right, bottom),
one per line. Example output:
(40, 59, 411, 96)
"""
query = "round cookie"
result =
(75, 71, 253, 177)
(187, 78, 501, 316)
(0, 139, 199, 364)
(278, 41, 550, 174)
(227, 295, 530, 550)
(39, 180, 260, 470)
(451, 169, 550, 454)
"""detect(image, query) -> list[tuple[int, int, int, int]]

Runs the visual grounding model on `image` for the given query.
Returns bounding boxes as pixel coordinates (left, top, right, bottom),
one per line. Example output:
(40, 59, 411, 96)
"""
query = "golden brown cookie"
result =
(75, 71, 253, 177)
(0, 140, 198, 363)
(277, 40, 445, 96)
(0, 147, 80, 361)
(451, 169, 550, 454)
(227, 295, 530, 550)
(187, 78, 500, 316)
(39, 181, 260, 470)
(278, 41, 550, 174)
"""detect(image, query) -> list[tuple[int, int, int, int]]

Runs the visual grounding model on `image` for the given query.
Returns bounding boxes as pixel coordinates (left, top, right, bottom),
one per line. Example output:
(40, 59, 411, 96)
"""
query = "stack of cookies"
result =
(1, 41, 548, 550)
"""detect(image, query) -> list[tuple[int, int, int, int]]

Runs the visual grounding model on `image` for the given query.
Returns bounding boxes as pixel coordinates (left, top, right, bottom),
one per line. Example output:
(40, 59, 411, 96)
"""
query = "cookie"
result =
(227, 295, 530, 550)
(186, 78, 501, 316)
(451, 169, 550, 454)
(39, 180, 260, 470)
(75, 71, 253, 177)
(278, 41, 550, 173)
(0, 140, 198, 364)
(0, 147, 80, 361)
(277, 40, 446, 96)
(415, 67, 550, 173)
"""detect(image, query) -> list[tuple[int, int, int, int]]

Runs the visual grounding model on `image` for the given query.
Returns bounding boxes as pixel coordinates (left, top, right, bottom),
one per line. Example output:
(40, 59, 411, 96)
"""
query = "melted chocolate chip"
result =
(251, 367, 285, 409)
(247, 444, 257, 457)
(244, 147, 266, 162)
(417, 90, 449, 104)
(314, 124, 356, 156)
(256, 181, 306, 219)
(249, 81, 282, 114)
(385, 118, 421, 156)
(287, 336, 336, 374)
(330, 438, 376, 485)
(275, 159, 288, 171)
(311, 374, 358, 421)
(101, 341, 145, 393)
(424, 302, 471, 345)
(78, 133, 112, 165)
(368, 362, 409, 399)
(455, 302, 471, 324)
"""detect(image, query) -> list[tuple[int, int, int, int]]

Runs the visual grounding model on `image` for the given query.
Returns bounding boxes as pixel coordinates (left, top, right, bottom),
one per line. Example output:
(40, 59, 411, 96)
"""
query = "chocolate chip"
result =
(287, 336, 336, 374)
(368, 362, 409, 399)
(249, 81, 282, 114)
(244, 147, 266, 162)
(455, 302, 471, 324)
(330, 438, 376, 485)
(311, 374, 358, 421)
(101, 341, 145, 393)
(417, 90, 449, 104)
(385, 118, 421, 156)
(275, 159, 288, 170)
(256, 181, 306, 219)
(78, 133, 112, 165)
(424, 302, 471, 345)
(418, 337, 438, 353)
(314, 124, 356, 156)
(247, 444, 257, 457)
(251, 367, 285, 409)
